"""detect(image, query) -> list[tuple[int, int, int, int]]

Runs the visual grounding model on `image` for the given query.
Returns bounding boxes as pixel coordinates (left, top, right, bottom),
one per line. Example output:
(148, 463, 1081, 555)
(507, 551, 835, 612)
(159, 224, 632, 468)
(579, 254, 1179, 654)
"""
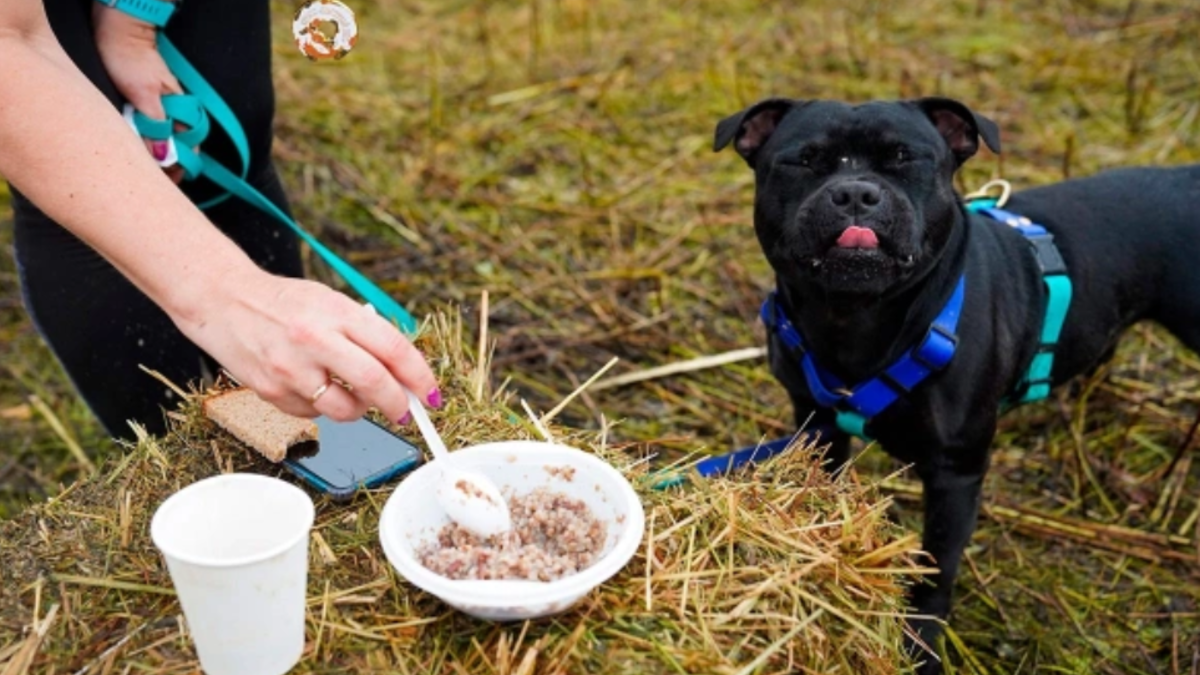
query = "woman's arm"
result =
(0, 0, 437, 425)
(0, 3, 235, 309)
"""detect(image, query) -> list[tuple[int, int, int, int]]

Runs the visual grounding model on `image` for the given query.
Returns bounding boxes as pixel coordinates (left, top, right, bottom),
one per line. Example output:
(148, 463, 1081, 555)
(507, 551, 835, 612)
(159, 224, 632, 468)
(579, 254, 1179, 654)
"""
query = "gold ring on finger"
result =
(310, 379, 333, 404)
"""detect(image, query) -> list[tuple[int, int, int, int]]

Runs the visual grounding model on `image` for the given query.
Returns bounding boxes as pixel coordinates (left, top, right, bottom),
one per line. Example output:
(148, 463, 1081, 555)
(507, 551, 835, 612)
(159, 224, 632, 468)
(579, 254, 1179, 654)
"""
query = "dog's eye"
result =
(894, 148, 910, 164)
(778, 151, 815, 169)
(796, 149, 822, 167)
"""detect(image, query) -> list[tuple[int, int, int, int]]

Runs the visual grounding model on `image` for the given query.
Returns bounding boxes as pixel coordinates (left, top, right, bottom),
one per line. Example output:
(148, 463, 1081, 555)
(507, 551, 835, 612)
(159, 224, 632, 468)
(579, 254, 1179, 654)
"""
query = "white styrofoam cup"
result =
(150, 473, 314, 675)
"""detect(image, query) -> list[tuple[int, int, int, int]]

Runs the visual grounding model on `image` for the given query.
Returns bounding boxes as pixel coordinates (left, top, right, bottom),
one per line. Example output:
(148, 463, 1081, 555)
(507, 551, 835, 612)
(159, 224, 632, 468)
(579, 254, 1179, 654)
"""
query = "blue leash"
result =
(651, 436, 792, 488)
(101, 0, 419, 335)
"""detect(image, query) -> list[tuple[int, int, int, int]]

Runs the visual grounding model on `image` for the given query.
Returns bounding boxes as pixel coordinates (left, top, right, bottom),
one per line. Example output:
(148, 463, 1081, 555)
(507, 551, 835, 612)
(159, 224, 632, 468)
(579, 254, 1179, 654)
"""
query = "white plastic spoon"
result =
(360, 302, 512, 537)
(403, 390, 512, 538)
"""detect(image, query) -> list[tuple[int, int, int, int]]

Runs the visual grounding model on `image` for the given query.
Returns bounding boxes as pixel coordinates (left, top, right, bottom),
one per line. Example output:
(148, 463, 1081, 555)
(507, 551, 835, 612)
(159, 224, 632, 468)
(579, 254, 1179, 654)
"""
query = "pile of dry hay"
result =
(0, 310, 930, 674)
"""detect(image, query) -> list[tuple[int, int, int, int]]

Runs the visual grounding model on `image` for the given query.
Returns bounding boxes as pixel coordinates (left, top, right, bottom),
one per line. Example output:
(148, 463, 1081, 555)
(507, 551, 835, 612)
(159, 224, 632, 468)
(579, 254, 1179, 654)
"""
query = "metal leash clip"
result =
(963, 178, 1013, 207)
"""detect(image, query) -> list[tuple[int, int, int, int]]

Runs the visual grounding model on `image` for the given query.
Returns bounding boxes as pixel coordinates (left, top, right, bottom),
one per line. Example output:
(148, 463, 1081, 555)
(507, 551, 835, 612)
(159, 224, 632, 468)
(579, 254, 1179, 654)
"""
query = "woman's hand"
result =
(92, 4, 186, 183)
(174, 268, 440, 425)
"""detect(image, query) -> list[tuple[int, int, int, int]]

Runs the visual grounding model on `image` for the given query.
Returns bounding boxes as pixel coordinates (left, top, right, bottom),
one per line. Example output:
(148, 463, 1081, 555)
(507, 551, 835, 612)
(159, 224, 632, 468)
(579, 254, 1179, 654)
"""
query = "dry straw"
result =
(0, 309, 929, 674)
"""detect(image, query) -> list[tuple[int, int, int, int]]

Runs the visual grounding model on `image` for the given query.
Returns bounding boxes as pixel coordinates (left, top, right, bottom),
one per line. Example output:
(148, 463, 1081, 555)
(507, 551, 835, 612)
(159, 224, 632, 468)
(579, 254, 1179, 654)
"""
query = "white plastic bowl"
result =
(379, 440, 645, 621)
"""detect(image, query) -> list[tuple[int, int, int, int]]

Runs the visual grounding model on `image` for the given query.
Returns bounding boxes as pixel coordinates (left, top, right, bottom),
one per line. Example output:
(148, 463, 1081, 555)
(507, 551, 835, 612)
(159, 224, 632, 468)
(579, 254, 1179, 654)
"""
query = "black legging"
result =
(10, 0, 303, 438)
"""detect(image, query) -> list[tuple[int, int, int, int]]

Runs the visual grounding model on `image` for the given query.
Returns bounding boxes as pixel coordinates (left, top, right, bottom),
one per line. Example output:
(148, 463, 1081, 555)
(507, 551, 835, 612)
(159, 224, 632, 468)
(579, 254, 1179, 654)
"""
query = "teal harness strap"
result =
(1022, 274, 1072, 402)
(966, 199, 1073, 404)
(106, 0, 419, 335)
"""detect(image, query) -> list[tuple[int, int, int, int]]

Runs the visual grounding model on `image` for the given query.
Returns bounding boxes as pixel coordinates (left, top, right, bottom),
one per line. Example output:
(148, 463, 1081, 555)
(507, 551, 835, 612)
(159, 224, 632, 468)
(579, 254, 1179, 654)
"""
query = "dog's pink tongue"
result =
(836, 226, 879, 249)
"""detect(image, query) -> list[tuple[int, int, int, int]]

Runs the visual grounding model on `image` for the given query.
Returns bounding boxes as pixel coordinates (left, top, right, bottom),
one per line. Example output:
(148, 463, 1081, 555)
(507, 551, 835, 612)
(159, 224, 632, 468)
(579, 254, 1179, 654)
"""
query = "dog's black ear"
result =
(915, 97, 1001, 165)
(713, 98, 797, 166)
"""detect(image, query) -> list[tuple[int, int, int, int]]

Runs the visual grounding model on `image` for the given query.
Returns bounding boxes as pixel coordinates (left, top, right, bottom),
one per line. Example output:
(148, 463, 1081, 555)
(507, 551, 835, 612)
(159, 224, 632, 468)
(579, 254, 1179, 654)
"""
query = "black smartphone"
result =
(282, 416, 423, 500)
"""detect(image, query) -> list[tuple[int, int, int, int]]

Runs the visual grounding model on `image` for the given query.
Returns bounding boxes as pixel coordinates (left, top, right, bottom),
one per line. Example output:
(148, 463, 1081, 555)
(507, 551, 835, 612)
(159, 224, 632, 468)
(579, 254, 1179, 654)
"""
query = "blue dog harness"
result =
(761, 277, 964, 440)
(97, 0, 419, 335)
(761, 199, 1073, 440)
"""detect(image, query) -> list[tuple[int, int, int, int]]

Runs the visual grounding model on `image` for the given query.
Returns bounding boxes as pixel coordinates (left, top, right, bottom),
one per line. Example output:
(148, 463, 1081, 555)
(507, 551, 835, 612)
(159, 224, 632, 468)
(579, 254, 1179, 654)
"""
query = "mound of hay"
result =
(0, 310, 929, 674)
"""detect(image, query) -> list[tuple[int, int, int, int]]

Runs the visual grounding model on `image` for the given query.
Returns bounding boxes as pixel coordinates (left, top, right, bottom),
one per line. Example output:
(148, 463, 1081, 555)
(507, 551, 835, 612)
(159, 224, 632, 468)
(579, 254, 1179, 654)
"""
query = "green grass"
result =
(3, 0, 1200, 671)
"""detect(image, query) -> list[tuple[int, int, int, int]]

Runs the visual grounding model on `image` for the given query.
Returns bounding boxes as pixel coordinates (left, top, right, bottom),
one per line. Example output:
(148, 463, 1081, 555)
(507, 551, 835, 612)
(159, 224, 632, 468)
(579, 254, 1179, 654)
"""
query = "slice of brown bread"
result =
(202, 387, 319, 463)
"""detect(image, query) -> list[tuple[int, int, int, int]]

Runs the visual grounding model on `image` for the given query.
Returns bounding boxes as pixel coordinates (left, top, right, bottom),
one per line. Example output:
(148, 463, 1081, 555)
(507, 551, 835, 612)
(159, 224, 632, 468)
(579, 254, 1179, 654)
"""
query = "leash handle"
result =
(123, 34, 420, 335)
(156, 34, 250, 210)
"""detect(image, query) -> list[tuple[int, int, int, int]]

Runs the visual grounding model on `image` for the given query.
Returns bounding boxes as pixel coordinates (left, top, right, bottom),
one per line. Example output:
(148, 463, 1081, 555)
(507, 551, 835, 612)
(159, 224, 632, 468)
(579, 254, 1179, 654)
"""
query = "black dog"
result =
(714, 97, 1200, 671)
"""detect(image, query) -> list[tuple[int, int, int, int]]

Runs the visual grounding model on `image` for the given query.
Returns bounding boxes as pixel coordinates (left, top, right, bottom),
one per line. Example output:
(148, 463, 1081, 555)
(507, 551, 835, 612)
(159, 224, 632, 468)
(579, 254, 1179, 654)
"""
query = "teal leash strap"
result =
(200, 159, 419, 334)
(126, 36, 419, 335)
(156, 34, 249, 209)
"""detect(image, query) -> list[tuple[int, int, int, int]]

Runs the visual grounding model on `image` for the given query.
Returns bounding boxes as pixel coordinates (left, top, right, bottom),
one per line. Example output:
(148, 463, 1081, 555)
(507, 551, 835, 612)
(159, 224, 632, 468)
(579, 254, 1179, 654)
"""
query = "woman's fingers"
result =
(177, 274, 439, 426)
(344, 307, 439, 409)
(165, 163, 185, 184)
(125, 80, 168, 121)
(314, 332, 412, 424)
(265, 294, 435, 424)
(93, 8, 185, 175)
(253, 372, 364, 422)
(308, 375, 369, 422)
(123, 84, 171, 162)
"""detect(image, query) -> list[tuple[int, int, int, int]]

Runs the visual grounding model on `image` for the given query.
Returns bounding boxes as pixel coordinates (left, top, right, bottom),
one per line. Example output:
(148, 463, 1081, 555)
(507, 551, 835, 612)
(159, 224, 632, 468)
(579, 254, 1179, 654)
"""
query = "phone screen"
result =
(283, 416, 422, 497)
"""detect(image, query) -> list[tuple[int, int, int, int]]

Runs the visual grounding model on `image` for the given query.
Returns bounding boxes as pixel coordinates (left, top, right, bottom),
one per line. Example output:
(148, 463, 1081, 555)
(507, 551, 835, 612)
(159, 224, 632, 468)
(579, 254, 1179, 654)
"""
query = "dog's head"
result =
(714, 98, 999, 297)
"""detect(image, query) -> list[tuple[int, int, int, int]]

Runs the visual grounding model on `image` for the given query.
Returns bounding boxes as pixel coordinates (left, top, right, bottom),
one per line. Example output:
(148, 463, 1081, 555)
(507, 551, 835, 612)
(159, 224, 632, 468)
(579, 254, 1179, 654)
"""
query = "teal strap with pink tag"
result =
(95, 0, 420, 335)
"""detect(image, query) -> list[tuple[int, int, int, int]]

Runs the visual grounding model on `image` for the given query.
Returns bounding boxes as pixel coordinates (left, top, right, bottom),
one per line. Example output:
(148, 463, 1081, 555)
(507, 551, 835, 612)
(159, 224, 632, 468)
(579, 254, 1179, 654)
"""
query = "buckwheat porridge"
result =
(417, 487, 607, 581)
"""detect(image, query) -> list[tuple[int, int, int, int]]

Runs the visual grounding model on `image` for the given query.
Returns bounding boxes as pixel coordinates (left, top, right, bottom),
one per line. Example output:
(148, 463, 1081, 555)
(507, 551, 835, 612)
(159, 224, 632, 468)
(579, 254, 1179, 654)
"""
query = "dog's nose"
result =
(830, 181, 882, 212)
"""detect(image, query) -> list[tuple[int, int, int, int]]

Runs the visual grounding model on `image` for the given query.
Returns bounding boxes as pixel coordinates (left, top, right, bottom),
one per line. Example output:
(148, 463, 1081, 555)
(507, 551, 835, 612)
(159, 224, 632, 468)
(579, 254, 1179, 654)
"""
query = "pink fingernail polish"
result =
(398, 411, 412, 425)
(151, 141, 168, 161)
(427, 388, 443, 409)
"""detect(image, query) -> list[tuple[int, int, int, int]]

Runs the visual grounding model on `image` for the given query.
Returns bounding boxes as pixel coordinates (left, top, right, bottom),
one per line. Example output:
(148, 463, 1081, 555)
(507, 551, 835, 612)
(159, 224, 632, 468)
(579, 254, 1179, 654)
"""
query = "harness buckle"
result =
(931, 324, 958, 343)
(1027, 234, 1068, 275)
(878, 371, 912, 394)
(912, 323, 959, 371)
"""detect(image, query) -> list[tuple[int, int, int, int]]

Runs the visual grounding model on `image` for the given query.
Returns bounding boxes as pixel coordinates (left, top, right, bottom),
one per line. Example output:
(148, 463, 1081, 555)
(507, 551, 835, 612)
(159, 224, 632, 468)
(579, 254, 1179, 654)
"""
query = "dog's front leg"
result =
(906, 456, 988, 675)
